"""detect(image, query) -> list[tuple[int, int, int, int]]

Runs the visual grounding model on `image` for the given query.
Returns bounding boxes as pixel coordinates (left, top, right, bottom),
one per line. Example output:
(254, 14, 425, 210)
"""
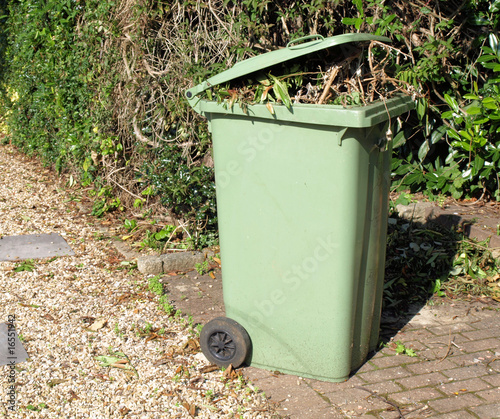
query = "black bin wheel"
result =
(200, 317, 251, 368)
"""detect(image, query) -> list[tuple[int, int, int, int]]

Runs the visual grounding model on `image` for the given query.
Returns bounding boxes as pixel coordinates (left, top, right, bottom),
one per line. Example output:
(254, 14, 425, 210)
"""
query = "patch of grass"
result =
(14, 259, 35, 272)
(195, 260, 210, 275)
(147, 275, 164, 296)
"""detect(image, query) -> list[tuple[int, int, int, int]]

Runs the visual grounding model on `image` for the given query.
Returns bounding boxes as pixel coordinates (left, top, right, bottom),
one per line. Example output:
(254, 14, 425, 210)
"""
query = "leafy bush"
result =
(1, 0, 500, 250)
(388, 1, 500, 201)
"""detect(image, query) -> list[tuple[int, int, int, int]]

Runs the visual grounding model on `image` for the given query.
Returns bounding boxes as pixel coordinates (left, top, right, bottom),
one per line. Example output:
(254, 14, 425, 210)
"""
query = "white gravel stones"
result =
(0, 145, 274, 418)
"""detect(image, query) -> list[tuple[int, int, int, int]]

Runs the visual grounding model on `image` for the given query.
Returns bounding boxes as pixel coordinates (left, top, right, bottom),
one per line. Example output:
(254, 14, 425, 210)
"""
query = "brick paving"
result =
(165, 271, 500, 418)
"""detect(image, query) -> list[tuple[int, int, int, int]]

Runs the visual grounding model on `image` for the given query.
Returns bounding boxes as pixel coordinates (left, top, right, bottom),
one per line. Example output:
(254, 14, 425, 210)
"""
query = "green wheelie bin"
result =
(185, 33, 414, 382)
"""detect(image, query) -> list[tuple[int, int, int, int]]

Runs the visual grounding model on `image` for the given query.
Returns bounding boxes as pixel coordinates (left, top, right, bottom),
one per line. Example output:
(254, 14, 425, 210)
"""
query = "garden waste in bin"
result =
(185, 33, 414, 382)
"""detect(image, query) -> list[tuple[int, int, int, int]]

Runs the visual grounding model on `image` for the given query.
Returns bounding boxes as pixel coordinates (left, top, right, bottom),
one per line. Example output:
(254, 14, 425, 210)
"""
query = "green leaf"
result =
(473, 117, 490, 124)
(83, 158, 91, 172)
(477, 55, 497, 64)
(353, 0, 364, 17)
(459, 128, 472, 140)
(483, 101, 498, 110)
(466, 106, 482, 115)
(447, 129, 461, 141)
(430, 125, 447, 144)
(463, 94, 480, 100)
(444, 94, 459, 113)
(405, 348, 417, 357)
(490, 0, 500, 13)
(392, 130, 407, 148)
(416, 99, 427, 120)
(489, 33, 500, 57)
(342, 17, 361, 26)
(382, 14, 396, 25)
(270, 75, 291, 109)
(95, 355, 122, 366)
(418, 140, 430, 161)
(482, 62, 500, 69)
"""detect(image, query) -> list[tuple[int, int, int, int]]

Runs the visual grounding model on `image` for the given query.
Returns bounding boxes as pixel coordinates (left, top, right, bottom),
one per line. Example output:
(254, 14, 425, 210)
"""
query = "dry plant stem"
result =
(318, 66, 340, 104)
(368, 40, 411, 74)
(437, 328, 453, 363)
(107, 176, 144, 202)
(356, 387, 406, 418)
(318, 52, 360, 104)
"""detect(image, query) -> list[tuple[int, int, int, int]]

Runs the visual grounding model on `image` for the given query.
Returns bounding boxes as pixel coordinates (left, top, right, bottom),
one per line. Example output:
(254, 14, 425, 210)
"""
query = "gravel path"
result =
(0, 145, 276, 418)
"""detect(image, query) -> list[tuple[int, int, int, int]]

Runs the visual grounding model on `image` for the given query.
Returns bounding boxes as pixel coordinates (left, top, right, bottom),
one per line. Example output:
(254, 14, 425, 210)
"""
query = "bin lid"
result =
(186, 33, 390, 102)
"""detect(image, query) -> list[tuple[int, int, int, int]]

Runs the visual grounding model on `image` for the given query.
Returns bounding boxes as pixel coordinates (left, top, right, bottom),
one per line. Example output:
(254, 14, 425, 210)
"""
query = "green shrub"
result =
(1, 0, 500, 252)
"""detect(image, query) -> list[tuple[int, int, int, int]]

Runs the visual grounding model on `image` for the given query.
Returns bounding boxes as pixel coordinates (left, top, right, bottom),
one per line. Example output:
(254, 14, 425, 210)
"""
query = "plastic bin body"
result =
(186, 35, 414, 382)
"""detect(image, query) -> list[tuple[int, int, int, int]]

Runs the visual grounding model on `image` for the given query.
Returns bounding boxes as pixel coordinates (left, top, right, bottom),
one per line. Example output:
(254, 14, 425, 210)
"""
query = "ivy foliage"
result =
(0, 0, 499, 248)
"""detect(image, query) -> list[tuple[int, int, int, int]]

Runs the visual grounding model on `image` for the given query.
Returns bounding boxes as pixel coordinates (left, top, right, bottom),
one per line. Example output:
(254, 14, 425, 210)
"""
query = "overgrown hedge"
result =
(0, 0, 499, 247)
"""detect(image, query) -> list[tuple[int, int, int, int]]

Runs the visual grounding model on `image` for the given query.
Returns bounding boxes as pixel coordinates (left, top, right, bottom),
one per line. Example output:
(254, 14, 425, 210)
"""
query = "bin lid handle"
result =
(286, 34, 325, 50)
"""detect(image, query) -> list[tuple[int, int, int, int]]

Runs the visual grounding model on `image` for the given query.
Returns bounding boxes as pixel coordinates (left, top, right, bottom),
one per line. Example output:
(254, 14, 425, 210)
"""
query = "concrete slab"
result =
(0, 322, 29, 366)
(0, 233, 74, 261)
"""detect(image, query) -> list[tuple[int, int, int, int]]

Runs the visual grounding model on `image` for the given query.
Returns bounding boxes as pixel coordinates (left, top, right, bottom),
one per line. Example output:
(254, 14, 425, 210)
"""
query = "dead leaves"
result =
(222, 364, 242, 381)
(88, 318, 107, 331)
(200, 365, 219, 374)
(95, 351, 138, 377)
(81, 317, 107, 332)
(182, 401, 198, 417)
(183, 338, 200, 354)
(47, 379, 66, 388)
(41, 313, 56, 321)
(113, 291, 155, 306)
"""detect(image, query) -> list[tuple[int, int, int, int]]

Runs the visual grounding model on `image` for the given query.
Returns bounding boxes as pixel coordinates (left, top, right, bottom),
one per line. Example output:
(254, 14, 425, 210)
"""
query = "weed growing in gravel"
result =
(148, 275, 164, 295)
(195, 260, 210, 275)
(93, 232, 105, 240)
(114, 323, 125, 340)
(195, 324, 203, 336)
(14, 259, 35, 272)
(159, 295, 175, 315)
(26, 403, 48, 412)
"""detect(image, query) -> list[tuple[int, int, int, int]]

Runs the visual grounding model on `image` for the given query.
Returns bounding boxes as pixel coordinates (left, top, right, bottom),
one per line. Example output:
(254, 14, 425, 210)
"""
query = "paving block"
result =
(368, 354, 419, 369)
(389, 387, 444, 405)
(357, 366, 412, 384)
(0, 323, 29, 366)
(441, 364, 491, 381)
(0, 233, 74, 261)
(428, 393, 483, 413)
(427, 323, 477, 336)
(433, 411, 479, 418)
(482, 373, 500, 387)
(462, 325, 500, 340)
(361, 381, 404, 395)
(404, 358, 456, 374)
(304, 375, 366, 396)
(469, 402, 500, 418)
(396, 371, 449, 390)
(255, 375, 329, 417)
(475, 387, 500, 403)
(448, 350, 497, 367)
(437, 377, 492, 395)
